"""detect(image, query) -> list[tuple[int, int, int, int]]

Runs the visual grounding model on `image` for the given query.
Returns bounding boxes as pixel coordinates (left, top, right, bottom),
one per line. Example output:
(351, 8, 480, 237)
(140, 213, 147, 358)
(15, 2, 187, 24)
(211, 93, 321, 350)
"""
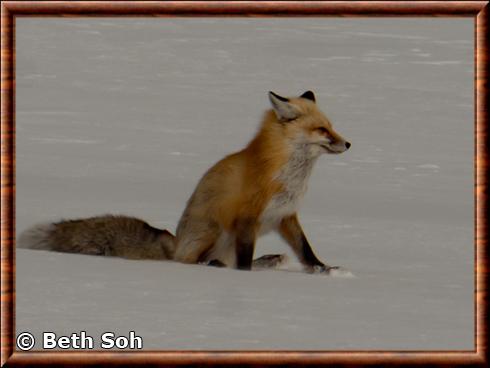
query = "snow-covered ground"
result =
(15, 18, 474, 350)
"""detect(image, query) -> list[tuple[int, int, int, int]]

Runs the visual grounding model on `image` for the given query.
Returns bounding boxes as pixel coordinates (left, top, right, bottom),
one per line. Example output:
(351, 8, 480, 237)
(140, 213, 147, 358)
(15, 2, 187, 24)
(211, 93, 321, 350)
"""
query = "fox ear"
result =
(268, 91, 300, 121)
(300, 90, 316, 102)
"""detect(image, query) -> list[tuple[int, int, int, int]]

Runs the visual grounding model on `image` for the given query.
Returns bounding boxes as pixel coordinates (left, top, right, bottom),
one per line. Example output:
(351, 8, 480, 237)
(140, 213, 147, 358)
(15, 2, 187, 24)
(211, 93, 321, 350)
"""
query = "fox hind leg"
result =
(173, 227, 219, 264)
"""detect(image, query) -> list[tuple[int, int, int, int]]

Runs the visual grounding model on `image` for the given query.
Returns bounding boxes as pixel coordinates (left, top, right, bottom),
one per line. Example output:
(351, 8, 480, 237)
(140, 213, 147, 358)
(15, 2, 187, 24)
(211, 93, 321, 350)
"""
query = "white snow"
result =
(417, 164, 440, 169)
(16, 18, 473, 350)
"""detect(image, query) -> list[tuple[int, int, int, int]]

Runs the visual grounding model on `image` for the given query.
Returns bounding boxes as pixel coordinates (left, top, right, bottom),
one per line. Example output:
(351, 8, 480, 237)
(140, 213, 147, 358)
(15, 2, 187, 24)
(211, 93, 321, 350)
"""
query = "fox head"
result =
(268, 91, 351, 156)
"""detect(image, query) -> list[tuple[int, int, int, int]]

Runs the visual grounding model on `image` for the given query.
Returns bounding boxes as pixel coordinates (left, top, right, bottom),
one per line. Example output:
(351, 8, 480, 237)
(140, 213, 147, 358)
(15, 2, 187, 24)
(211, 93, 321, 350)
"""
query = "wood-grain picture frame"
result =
(1, 1, 488, 366)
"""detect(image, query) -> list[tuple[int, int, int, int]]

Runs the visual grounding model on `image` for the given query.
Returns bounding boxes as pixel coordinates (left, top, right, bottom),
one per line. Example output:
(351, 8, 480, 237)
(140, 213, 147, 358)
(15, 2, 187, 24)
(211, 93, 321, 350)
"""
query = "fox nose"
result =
(345, 142, 351, 149)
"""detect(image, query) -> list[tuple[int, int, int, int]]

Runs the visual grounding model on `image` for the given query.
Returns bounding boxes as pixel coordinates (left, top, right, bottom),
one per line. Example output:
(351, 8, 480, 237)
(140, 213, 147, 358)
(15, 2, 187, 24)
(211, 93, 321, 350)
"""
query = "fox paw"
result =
(252, 254, 288, 269)
(309, 265, 354, 277)
(201, 259, 227, 268)
(309, 264, 339, 274)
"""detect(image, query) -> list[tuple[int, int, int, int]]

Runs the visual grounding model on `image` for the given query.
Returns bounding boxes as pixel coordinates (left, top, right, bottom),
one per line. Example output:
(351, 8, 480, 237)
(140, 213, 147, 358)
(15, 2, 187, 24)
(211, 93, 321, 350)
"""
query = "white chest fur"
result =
(259, 144, 318, 234)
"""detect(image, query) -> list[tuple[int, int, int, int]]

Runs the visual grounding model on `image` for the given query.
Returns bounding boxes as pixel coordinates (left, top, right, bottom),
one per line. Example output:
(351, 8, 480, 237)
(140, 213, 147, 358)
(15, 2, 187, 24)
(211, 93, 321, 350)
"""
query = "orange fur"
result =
(173, 91, 350, 268)
(21, 91, 350, 272)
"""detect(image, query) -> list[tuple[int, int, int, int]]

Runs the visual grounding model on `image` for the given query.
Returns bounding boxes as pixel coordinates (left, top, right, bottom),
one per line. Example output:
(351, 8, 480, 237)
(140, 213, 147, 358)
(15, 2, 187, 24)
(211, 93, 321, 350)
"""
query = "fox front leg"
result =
(279, 214, 337, 274)
(235, 218, 257, 270)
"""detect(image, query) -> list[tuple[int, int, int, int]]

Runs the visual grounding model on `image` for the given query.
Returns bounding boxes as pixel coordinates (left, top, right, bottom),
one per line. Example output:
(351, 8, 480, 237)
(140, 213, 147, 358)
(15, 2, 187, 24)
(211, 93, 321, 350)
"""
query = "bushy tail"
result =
(17, 217, 177, 260)
(17, 223, 56, 250)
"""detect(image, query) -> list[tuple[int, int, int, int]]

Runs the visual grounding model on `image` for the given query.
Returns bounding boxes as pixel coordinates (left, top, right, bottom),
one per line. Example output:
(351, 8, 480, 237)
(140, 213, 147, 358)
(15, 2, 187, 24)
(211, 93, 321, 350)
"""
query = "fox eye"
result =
(316, 127, 328, 134)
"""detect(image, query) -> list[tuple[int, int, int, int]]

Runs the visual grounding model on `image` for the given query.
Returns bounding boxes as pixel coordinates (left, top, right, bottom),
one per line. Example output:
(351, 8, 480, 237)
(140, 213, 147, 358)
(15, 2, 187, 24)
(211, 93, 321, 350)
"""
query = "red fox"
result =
(19, 91, 350, 273)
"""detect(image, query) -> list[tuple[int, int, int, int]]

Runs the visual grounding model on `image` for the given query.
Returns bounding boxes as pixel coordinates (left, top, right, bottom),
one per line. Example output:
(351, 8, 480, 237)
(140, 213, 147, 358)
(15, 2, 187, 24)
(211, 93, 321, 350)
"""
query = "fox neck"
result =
(247, 111, 320, 181)
(275, 141, 318, 196)
(247, 113, 320, 215)
(256, 138, 319, 234)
